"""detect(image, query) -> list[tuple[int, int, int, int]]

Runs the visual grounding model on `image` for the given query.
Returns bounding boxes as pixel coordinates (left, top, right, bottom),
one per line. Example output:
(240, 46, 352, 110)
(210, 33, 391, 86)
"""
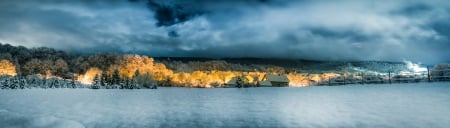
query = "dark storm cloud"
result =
(145, 0, 201, 27)
(142, 0, 278, 27)
(0, 0, 449, 63)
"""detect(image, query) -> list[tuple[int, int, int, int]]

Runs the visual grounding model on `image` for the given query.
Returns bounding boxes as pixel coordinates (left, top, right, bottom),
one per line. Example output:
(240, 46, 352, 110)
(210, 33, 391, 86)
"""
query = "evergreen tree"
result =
(62, 79, 67, 88)
(54, 79, 60, 88)
(135, 73, 156, 89)
(108, 74, 113, 86)
(19, 78, 26, 89)
(134, 69, 140, 78)
(14, 58, 21, 77)
(49, 79, 54, 88)
(119, 79, 125, 89)
(131, 78, 138, 89)
(1, 79, 8, 89)
(10, 77, 18, 89)
(71, 75, 77, 88)
(42, 78, 47, 89)
(105, 73, 110, 86)
(125, 78, 130, 89)
(28, 76, 36, 88)
(112, 69, 120, 85)
(100, 71, 107, 86)
(131, 70, 140, 89)
(92, 74, 100, 89)
(27, 75, 33, 86)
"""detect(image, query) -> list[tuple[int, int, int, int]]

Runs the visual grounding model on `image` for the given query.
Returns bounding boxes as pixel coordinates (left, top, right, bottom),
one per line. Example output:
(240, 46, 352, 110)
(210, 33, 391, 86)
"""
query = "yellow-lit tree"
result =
(287, 73, 310, 86)
(0, 59, 17, 76)
(79, 67, 102, 84)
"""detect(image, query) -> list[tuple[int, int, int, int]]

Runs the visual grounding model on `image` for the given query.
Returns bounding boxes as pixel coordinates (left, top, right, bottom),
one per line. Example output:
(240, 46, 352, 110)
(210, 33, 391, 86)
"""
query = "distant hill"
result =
(154, 57, 409, 74)
(0, 43, 418, 77)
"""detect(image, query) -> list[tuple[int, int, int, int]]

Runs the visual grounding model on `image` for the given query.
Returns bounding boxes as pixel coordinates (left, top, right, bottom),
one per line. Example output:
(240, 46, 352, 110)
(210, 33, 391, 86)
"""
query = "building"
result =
(225, 77, 245, 88)
(258, 74, 289, 87)
(431, 63, 450, 81)
(258, 81, 272, 87)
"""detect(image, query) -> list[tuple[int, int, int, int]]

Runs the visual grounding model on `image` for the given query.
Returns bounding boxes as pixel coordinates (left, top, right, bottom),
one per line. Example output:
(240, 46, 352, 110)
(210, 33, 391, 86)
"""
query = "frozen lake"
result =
(1, 83, 450, 128)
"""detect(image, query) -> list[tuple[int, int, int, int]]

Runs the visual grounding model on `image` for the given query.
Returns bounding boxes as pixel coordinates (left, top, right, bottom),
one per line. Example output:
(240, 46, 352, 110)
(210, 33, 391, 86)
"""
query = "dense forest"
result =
(0, 43, 318, 88)
(1, 43, 429, 89)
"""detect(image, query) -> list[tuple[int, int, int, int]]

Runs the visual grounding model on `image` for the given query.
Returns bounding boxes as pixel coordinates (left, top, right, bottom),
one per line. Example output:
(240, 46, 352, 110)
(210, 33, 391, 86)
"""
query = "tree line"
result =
(0, 75, 79, 89)
(0, 43, 321, 88)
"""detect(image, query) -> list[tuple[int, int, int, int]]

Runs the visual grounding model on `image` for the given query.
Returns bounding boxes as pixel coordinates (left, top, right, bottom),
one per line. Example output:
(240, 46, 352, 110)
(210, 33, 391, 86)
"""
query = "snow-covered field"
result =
(1, 83, 450, 128)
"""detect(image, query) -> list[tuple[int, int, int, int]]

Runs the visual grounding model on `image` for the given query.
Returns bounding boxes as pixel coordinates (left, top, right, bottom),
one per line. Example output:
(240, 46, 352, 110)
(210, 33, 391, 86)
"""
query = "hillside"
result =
(154, 57, 409, 74)
(0, 43, 425, 87)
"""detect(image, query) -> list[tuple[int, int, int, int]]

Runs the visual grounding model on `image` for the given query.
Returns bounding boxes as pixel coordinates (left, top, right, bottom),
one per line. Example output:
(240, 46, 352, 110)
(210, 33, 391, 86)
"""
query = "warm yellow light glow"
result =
(71, 55, 347, 87)
(78, 67, 102, 84)
(0, 59, 17, 76)
(287, 73, 310, 86)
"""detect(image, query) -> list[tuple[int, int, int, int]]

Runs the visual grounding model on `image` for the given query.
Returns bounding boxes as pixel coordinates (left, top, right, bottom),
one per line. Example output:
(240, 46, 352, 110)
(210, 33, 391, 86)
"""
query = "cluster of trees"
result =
(161, 59, 288, 74)
(0, 75, 79, 89)
(0, 43, 127, 78)
(0, 70, 159, 90)
(0, 59, 16, 76)
(0, 43, 326, 88)
(89, 69, 157, 89)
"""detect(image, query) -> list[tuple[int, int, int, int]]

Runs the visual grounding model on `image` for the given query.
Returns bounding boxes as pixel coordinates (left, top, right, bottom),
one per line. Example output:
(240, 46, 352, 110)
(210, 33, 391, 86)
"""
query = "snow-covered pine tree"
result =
(61, 79, 67, 88)
(123, 78, 127, 89)
(132, 78, 138, 89)
(11, 77, 19, 89)
(5, 77, 10, 89)
(71, 79, 76, 88)
(42, 78, 47, 89)
(112, 69, 120, 85)
(105, 74, 111, 89)
(54, 79, 60, 88)
(132, 69, 140, 89)
(0, 79, 3, 89)
(27, 76, 34, 88)
(126, 78, 131, 89)
(101, 71, 107, 86)
(19, 77, 26, 89)
(106, 74, 111, 86)
(49, 79, 54, 88)
(119, 80, 125, 89)
(92, 74, 100, 89)
(27, 75, 38, 88)
(1, 78, 8, 89)
(71, 74, 77, 88)
(65, 79, 70, 88)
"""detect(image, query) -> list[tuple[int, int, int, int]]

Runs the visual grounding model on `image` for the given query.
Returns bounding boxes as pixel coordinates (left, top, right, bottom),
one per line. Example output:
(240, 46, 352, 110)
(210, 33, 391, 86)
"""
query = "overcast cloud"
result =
(0, 0, 449, 63)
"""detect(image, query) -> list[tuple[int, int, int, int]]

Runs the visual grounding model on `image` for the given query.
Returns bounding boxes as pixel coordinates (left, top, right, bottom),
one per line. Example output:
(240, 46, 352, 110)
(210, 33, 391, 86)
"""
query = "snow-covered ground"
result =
(1, 83, 450, 128)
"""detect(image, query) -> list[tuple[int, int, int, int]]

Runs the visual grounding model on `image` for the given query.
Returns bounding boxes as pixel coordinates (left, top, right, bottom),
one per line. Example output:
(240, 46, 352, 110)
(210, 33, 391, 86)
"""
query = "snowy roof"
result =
(264, 74, 289, 83)
(226, 77, 238, 85)
(226, 77, 246, 85)
(259, 81, 272, 86)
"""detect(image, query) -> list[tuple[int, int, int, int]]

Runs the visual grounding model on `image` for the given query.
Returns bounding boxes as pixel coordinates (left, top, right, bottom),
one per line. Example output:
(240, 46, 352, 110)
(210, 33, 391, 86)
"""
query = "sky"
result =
(0, 0, 449, 63)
